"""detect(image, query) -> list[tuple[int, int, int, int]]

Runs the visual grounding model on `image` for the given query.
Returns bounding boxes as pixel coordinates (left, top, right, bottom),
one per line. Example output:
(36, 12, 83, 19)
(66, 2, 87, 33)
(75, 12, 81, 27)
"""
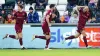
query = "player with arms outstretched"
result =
(63, 6, 91, 48)
(3, 5, 27, 50)
(32, 4, 56, 50)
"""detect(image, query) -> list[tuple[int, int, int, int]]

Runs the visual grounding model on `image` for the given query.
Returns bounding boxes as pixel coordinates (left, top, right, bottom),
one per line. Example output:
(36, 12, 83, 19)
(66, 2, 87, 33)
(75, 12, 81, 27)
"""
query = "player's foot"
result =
(3, 34, 8, 39)
(21, 47, 26, 50)
(86, 46, 92, 48)
(44, 48, 52, 50)
(31, 35, 36, 41)
(62, 38, 66, 44)
(62, 35, 70, 44)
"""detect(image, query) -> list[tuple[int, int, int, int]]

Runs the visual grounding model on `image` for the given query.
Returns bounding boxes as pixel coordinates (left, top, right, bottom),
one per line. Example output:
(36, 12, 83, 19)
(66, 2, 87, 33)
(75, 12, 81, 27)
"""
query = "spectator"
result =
(27, 7, 39, 23)
(60, 11, 70, 23)
(17, 0, 24, 5)
(1, 10, 6, 23)
(88, 0, 97, 18)
(6, 14, 14, 24)
(0, 14, 4, 24)
(97, 0, 100, 9)
(68, 10, 79, 23)
(35, 0, 48, 10)
(67, 0, 78, 14)
(53, 7, 60, 23)
(78, 0, 88, 6)
(25, 0, 36, 5)
(2, 0, 15, 9)
(95, 10, 100, 23)
(92, 0, 100, 23)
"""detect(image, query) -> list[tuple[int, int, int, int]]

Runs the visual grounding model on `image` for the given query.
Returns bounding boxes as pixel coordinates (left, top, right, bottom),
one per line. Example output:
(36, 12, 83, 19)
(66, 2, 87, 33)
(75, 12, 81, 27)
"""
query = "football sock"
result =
(9, 35, 16, 39)
(83, 36, 88, 47)
(65, 36, 76, 40)
(19, 38, 23, 47)
(45, 38, 50, 48)
(35, 36, 46, 40)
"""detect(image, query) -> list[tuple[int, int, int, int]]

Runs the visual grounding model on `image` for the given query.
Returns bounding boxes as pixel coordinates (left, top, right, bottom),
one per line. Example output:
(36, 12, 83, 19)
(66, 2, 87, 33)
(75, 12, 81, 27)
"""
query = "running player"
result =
(31, 4, 56, 50)
(63, 6, 91, 48)
(3, 4, 27, 50)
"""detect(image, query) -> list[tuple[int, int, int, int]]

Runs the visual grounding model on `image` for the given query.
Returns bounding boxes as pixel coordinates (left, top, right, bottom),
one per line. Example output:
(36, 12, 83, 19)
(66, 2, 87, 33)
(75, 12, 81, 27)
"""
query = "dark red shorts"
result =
(77, 28, 84, 34)
(15, 24, 23, 33)
(42, 25, 50, 35)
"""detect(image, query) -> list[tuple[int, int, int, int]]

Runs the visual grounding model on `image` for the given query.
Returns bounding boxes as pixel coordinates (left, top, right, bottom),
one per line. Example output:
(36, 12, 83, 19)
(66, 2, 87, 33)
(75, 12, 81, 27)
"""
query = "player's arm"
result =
(76, 6, 87, 10)
(24, 12, 27, 24)
(83, 12, 91, 21)
(46, 15, 51, 26)
(14, 12, 17, 20)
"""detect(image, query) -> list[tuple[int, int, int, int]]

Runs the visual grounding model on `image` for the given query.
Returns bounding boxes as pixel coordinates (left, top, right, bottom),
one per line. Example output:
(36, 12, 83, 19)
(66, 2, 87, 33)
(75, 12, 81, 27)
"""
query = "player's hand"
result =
(88, 19, 91, 23)
(49, 24, 51, 27)
(24, 21, 27, 24)
(40, 3, 43, 6)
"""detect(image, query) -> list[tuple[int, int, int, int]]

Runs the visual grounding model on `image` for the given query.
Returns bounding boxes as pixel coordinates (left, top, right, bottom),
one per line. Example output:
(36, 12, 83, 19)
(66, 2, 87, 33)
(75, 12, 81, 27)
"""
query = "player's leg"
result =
(31, 34, 46, 41)
(81, 30, 88, 47)
(44, 33, 51, 49)
(17, 32, 25, 49)
(3, 34, 18, 40)
(65, 31, 81, 40)
(34, 35, 46, 40)
(3, 26, 19, 39)
(32, 26, 48, 40)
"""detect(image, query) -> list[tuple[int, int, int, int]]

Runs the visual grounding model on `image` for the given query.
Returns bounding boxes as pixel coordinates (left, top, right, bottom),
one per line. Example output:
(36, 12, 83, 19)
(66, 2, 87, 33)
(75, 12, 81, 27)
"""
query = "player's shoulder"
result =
(47, 10, 51, 13)
(22, 11, 27, 13)
(46, 10, 52, 15)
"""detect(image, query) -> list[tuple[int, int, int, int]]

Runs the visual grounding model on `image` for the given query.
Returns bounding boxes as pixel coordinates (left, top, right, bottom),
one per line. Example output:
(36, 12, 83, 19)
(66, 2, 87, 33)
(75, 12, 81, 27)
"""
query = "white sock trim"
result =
(7, 35, 9, 37)
(21, 45, 23, 48)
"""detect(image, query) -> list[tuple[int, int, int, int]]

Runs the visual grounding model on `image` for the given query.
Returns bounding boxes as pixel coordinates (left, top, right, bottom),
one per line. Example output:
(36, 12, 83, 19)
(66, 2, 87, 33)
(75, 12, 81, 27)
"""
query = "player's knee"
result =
(46, 38, 49, 40)
(74, 34, 80, 38)
(45, 35, 50, 40)
(82, 33, 87, 36)
(75, 36, 78, 38)
(46, 36, 50, 40)
(18, 33, 22, 37)
(83, 34, 87, 37)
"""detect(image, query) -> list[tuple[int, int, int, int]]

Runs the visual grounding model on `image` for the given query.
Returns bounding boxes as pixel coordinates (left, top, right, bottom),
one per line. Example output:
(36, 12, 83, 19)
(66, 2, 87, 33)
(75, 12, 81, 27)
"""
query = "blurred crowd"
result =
(0, 0, 100, 24)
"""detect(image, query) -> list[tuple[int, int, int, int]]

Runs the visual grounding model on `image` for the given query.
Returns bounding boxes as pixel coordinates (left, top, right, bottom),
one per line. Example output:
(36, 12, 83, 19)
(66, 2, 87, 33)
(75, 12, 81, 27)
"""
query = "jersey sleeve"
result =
(24, 12, 27, 21)
(14, 12, 17, 19)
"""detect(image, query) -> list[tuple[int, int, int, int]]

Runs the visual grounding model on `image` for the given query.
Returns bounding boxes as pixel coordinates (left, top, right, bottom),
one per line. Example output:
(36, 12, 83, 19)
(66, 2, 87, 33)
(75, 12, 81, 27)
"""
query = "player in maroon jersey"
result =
(31, 4, 56, 50)
(3, 5, 27, 50)
(63, 6, 91, 48)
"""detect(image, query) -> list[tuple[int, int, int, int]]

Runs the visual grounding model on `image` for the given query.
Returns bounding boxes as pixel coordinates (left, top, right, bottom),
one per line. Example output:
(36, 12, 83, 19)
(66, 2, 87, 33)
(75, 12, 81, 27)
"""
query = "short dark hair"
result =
(29, 7, 33, 10)
(18, 4, 23, 9)
(50, 4, 55, 8)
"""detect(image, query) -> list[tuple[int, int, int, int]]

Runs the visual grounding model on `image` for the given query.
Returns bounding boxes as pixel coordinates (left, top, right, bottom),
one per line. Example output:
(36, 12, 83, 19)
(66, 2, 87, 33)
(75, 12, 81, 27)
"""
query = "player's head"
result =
(50, 4, 55, 11)
(83, 6, 89, 12)
(1, 10, 5, 14)
(18, 4, 23, 11)
(29, 7, 33, 13)
(7, 14, 12, 18)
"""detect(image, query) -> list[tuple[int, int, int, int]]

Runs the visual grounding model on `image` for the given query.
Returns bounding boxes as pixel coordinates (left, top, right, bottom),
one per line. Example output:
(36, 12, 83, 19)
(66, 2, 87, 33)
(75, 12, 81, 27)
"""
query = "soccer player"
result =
(3, 4, 27, 50)
(31, 4, 56, 50)
(63, 6, 91, 48)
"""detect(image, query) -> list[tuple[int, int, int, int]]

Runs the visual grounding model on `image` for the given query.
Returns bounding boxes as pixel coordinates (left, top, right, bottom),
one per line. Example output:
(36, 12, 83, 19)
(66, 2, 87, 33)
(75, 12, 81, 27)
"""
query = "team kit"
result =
(2, 4, 91, 50)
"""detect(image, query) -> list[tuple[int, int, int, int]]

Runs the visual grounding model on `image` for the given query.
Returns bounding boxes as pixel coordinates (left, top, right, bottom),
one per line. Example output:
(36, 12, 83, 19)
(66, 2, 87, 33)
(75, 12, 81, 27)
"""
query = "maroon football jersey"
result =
(14, 11, 27, 33)
(78, 9, 90, 29)
(42, 10, 52, 34)
(14, 11, 27, 25)
(42, 10, 52, 27)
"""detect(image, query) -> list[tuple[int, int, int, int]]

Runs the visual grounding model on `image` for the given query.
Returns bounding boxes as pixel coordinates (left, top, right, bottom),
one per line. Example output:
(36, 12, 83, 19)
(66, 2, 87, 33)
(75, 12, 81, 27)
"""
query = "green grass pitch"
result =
(0, 49, 100, 56)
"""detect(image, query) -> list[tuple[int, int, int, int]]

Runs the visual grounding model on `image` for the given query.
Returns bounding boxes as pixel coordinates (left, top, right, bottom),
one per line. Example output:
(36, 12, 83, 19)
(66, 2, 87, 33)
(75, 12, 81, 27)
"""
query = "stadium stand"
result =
(0, 0, 100, 23)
